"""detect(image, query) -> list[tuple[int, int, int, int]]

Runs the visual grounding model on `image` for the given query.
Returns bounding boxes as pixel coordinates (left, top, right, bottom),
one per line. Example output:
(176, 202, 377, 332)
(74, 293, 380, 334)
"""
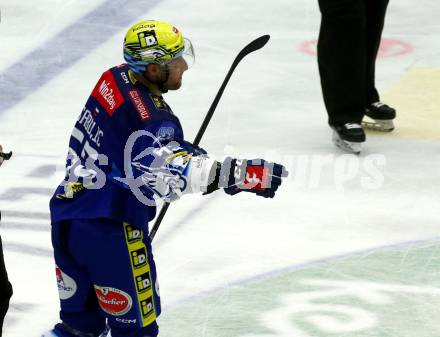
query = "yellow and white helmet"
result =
(123, 20, 195, 74)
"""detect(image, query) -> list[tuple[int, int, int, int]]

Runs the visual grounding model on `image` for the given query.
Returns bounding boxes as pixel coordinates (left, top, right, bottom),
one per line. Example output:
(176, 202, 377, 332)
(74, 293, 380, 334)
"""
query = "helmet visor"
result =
(180, 38, 195, 68)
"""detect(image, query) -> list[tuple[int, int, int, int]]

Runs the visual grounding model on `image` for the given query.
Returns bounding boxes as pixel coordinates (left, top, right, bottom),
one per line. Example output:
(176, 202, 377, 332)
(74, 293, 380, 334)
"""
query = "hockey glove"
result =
(221, 157, 288, 198)
(0, 149, 12, 167)
(180, 140, 208, 156)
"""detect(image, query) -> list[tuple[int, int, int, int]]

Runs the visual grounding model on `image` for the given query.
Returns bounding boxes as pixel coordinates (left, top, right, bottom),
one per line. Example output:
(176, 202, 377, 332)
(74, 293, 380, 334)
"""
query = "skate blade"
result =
(332, 132, 362, 154)
(362, 118, 394, 132)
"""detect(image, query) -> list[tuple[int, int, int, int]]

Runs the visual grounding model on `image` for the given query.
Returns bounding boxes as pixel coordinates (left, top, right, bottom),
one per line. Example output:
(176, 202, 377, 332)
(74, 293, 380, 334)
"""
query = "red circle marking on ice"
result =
(299, 38, 413, 58)
(377, 39, 413, 57)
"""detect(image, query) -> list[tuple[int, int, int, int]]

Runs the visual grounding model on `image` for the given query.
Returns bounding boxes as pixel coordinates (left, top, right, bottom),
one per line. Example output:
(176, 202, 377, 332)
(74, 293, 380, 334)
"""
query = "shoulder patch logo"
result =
(156, 127, 174, 141)
(129, 89, 151, 121)
(150, 94, 166, 110)
(92, 71, 124, 116)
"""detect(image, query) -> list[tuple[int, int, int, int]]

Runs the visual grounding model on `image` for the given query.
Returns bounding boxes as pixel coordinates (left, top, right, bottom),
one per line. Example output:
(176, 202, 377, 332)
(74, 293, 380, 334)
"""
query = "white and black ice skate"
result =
(331, 123, 365, 154)
(362, 102, 396, 132)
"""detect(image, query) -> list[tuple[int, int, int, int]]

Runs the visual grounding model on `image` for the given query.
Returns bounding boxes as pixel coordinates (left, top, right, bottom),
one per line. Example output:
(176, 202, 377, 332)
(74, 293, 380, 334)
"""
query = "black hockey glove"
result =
(0, 150, 12, 166)
(221, 157, 288, 198)
(179, 140, 208, 156)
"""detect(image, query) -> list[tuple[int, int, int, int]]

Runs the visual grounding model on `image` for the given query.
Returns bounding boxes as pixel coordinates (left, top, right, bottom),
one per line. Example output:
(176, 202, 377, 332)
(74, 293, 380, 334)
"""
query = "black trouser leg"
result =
(317, 0, 367, 126)
(365, 0, 390, 104)
(0, 235, 13, 337)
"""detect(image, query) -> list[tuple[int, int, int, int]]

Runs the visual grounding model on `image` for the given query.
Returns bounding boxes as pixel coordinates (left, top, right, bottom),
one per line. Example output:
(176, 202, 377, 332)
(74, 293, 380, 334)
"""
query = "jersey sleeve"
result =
(120, 120, 218, 203)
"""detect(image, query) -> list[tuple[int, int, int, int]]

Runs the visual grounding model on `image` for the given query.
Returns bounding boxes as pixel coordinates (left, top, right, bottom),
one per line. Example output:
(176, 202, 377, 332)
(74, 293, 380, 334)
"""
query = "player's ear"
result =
(146, 64, 162, 80)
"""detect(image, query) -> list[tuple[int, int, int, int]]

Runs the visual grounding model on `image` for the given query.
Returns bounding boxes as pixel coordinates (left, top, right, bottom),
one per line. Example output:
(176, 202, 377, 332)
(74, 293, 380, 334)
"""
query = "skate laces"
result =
(344, 123, 362, 130)
(371, 102, 385, 108)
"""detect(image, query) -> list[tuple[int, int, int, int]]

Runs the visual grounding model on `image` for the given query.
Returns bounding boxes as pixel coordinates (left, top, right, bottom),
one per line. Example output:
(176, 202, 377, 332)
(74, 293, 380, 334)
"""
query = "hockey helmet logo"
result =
(138, 31, 158, 48)
(139, 48, 166, 60)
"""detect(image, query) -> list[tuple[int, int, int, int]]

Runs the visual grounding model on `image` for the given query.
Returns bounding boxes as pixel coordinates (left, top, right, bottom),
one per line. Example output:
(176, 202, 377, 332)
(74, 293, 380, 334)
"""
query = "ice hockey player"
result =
(43, 20, 288, 337)
(0, 144, 13, 337)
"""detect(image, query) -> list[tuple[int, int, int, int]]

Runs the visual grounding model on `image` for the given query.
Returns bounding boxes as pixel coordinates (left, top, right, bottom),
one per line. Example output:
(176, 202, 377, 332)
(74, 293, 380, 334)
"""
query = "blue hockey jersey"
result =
(50, 64, 202, 228)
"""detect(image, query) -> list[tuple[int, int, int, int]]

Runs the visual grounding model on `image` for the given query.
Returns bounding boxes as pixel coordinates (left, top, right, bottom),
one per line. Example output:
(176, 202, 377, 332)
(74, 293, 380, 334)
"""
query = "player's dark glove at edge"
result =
(0, 150, 13, 167)
(220, 157, 288, 198)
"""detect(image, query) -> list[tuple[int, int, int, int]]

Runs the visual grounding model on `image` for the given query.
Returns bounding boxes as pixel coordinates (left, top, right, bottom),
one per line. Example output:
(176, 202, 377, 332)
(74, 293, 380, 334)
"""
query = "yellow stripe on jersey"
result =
(165, 151, 192, 164)
(123, 223, 157, 327)
(56, 182, 85, 199)
(128, 69, 138, 85)
(368, 67, 440, 140)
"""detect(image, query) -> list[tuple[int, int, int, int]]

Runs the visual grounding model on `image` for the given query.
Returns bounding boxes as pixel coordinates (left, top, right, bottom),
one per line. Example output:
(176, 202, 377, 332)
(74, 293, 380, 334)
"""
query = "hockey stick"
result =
(149, 35, 271, 241)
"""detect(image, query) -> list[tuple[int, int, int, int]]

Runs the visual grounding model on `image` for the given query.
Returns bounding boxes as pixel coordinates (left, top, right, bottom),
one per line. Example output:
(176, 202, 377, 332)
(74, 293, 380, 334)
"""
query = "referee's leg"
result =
(317, 0, 367, 125)
(365, 0, 390, 104)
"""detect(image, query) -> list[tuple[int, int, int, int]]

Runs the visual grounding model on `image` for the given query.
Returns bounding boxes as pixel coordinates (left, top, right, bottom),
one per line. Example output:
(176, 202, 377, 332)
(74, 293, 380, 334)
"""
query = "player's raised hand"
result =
(222, 157, 288, 198)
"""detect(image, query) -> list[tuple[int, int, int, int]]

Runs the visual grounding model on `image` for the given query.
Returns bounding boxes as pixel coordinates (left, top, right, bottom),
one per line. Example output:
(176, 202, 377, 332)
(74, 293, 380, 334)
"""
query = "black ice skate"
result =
(331, 123, 366, 154)
(362, 102, 396, 132)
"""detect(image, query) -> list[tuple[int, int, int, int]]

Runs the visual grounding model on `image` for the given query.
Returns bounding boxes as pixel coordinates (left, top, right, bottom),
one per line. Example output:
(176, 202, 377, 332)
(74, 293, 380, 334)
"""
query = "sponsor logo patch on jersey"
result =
(116, 317, 137, 324)
(129, 89, 151, 121)
(124, 224, 143, 244)
(150, 94, 166, 110)
(140, 296, 155, 320)
(156, 127, 174, 141)
(56, 266, 77, 300)
(130, 247, 148, 268)
(92, 71, 124, 116)
(94, 285, 133, 316)
(136, 271, 152, 293)
(120, 71, 130, 84)
(57, 182, 86, 199)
